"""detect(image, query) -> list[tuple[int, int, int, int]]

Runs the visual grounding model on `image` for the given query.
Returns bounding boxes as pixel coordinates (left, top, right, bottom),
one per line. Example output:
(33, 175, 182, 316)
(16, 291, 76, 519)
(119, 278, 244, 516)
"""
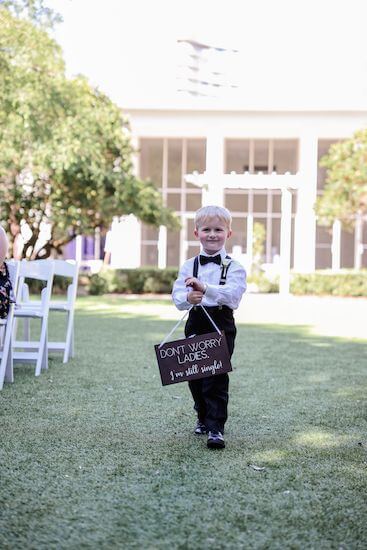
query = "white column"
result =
(293, 135, 318, 272)
(279, 188, 292, 295)
(202, 134, 224, 206)
(158, 225, 167, 269)
(75, 235, 82, 263)
(331, 220, 341, 271)
(110, 215, 141, 268)
(354, 214, 363, 269)
(94, 227, 101, 260)
(180, 142, 188, 266)
(179, 215, 188, 266)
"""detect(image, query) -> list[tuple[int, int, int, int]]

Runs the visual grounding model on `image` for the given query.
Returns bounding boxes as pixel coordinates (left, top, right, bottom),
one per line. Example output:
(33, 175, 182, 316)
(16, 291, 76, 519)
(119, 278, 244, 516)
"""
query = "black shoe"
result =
(194, 421, 208, 435)
(207, 431, 225, 449)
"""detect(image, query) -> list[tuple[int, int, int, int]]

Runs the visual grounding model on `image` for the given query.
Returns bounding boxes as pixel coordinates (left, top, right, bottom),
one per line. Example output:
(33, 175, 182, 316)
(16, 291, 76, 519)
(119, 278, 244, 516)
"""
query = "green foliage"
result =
(291, 270, 367, 297)
(252, 221, 266, 265)
(246, 221, 277, 291)
(316, 129, 367, 229)
(0, 0, 62, 28)
(87, 268, 367, 297)
(0, 7, 178, 259)
(24, 273, 72, 294)
(88, 273, 109, 296)
(87, 267, 179, 295)
(247, 271, 279, 293)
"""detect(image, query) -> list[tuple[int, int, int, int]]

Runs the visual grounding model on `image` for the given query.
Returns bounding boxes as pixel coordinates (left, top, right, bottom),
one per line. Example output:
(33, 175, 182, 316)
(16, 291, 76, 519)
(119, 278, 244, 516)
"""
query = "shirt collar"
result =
(200, 247, 227, 260)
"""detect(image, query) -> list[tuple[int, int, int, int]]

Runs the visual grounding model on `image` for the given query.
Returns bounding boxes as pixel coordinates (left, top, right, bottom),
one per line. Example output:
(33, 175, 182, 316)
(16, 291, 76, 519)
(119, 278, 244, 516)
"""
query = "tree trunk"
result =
(34, 232, 77, 259)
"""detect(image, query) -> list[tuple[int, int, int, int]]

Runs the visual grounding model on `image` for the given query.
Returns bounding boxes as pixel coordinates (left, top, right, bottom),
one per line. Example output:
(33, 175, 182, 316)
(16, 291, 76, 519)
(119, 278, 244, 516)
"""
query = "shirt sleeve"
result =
(204, 261, 247, 310)
(172, 259, 192, 310)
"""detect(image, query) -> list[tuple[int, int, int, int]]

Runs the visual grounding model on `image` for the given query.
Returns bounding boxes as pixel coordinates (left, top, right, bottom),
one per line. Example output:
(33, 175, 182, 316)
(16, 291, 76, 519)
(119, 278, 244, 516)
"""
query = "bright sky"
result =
(48, 0, 367, 111)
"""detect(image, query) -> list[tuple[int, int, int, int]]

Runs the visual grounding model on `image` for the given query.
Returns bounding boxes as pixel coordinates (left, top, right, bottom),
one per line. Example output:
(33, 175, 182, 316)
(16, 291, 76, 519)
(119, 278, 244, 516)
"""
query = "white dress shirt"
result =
(172, 247, 247, 311)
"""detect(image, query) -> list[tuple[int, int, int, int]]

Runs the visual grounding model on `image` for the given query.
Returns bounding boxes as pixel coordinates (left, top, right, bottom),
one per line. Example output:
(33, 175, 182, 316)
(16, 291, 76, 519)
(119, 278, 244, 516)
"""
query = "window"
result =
(253, 192, 267, 213)
(272, 140, 298, 174)
(254, 140, 269, 173)
(225, 139, 250, 173)
(139, 138, 206, 266)
(141, 245, 158, 266)
(315, 225, 332, 269)
(226, 139, 298, 174)
(141, 225, 159, 242)
(340, 228, 355, 268)
(230, 217, 247, 250)
(186, 193, 202, 211)
(224, 191, 249, 212)
(167, 139, 182, 188)
(139, 139, 163, 187)
(167, 193, 181, 210)
(187, 139, 206, 173)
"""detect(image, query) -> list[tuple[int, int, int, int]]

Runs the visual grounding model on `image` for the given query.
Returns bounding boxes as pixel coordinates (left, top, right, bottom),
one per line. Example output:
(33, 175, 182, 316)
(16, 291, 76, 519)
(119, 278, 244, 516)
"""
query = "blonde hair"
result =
(194, 205, 232, 229)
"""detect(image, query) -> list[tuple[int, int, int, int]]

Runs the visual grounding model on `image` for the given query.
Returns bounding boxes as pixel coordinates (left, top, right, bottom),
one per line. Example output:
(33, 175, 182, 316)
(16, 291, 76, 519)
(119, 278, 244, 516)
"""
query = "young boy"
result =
(172, 205, 246, 449)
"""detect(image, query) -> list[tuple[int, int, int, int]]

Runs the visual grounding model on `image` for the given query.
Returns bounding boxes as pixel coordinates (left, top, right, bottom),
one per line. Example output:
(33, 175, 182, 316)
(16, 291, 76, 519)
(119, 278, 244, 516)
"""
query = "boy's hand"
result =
(187, 290, 204, 305)
(185, 277, 205, 293)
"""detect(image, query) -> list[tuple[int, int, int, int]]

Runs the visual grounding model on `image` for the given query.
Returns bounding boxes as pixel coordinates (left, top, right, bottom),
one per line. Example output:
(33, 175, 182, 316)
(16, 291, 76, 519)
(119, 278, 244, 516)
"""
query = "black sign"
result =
(155, 331, 232, 386)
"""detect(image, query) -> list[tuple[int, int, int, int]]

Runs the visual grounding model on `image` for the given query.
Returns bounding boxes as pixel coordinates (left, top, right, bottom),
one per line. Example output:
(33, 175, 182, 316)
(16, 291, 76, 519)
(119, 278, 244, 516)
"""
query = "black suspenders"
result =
(193, 255, 232, 285)
(219, 256, 231, 285)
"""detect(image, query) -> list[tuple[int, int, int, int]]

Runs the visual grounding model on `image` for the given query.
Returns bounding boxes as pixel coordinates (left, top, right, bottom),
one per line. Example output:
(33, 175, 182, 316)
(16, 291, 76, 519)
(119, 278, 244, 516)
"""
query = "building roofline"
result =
(123, 106, 367, 116)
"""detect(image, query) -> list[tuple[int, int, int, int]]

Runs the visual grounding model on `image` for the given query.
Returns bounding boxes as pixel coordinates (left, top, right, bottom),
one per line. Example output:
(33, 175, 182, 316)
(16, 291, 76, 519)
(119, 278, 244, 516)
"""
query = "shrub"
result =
(25, 274, 74, 294)
(84, 267, 367, 297)
(247, 271, 279, 293)
(89, 273, 109, 296)
(86, 267, 179, 295)
(290, 271, 367, 297)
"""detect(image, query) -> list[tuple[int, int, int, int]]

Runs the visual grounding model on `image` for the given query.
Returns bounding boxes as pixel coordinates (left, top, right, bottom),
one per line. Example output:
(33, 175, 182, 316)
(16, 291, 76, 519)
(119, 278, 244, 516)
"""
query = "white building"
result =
(119, 106, 367, 279)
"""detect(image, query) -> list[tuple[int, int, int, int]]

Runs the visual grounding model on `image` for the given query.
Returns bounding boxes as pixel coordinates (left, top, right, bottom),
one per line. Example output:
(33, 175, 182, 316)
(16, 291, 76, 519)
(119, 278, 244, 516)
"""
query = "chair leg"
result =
(71, 325, 75, 358)
(41, 329, 48, 371)
(0, 315, 14, 388)
(35, 321, 48, 376)
(0, 360, 5, 390)
(5, 346, 14, 384)
(0, 331, 6, 390)
(63, 311, 74, 363)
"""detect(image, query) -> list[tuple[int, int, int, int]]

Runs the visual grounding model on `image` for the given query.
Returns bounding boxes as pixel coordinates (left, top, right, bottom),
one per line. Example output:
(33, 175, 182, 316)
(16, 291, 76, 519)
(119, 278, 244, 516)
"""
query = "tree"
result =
(0, 0, 62, 28)
(252, 221, 265, 269)
(315, 129, 367, 230)
(0, 6, 178, 258)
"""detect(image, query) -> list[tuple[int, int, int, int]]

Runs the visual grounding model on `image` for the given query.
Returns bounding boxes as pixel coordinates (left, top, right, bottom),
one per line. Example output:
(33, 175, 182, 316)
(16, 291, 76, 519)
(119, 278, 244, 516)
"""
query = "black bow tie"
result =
(199, 254, 221, 266)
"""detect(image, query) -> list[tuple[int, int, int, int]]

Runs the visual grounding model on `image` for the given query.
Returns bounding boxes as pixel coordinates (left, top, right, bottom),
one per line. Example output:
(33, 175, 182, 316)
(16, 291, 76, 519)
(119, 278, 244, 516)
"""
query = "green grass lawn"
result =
(1, 296, 366, 549)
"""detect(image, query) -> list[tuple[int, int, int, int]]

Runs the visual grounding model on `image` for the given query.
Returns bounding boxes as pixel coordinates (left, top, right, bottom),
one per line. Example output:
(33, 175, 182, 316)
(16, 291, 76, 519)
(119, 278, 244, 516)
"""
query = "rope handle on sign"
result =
(158, 303, 221, 348)
(158, 307, 192, 348)
(198, 304, 222, 335)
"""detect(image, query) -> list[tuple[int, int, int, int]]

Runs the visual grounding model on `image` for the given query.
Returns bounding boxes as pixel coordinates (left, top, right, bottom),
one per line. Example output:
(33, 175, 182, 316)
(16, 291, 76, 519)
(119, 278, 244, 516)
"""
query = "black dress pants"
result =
(185, 306, 236, 433)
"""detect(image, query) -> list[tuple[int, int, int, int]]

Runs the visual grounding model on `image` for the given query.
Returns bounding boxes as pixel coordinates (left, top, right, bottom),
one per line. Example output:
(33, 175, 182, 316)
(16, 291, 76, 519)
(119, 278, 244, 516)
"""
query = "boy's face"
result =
(194, 217, 232, 255)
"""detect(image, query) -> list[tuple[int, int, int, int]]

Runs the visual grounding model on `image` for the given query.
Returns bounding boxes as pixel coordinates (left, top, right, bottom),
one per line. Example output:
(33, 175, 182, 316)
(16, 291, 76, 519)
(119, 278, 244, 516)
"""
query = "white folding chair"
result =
(0, 260, 20, 389)
(20, 260, 79, 363)
(47, 260, 79, 363)
(13, 260, 55, 377)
